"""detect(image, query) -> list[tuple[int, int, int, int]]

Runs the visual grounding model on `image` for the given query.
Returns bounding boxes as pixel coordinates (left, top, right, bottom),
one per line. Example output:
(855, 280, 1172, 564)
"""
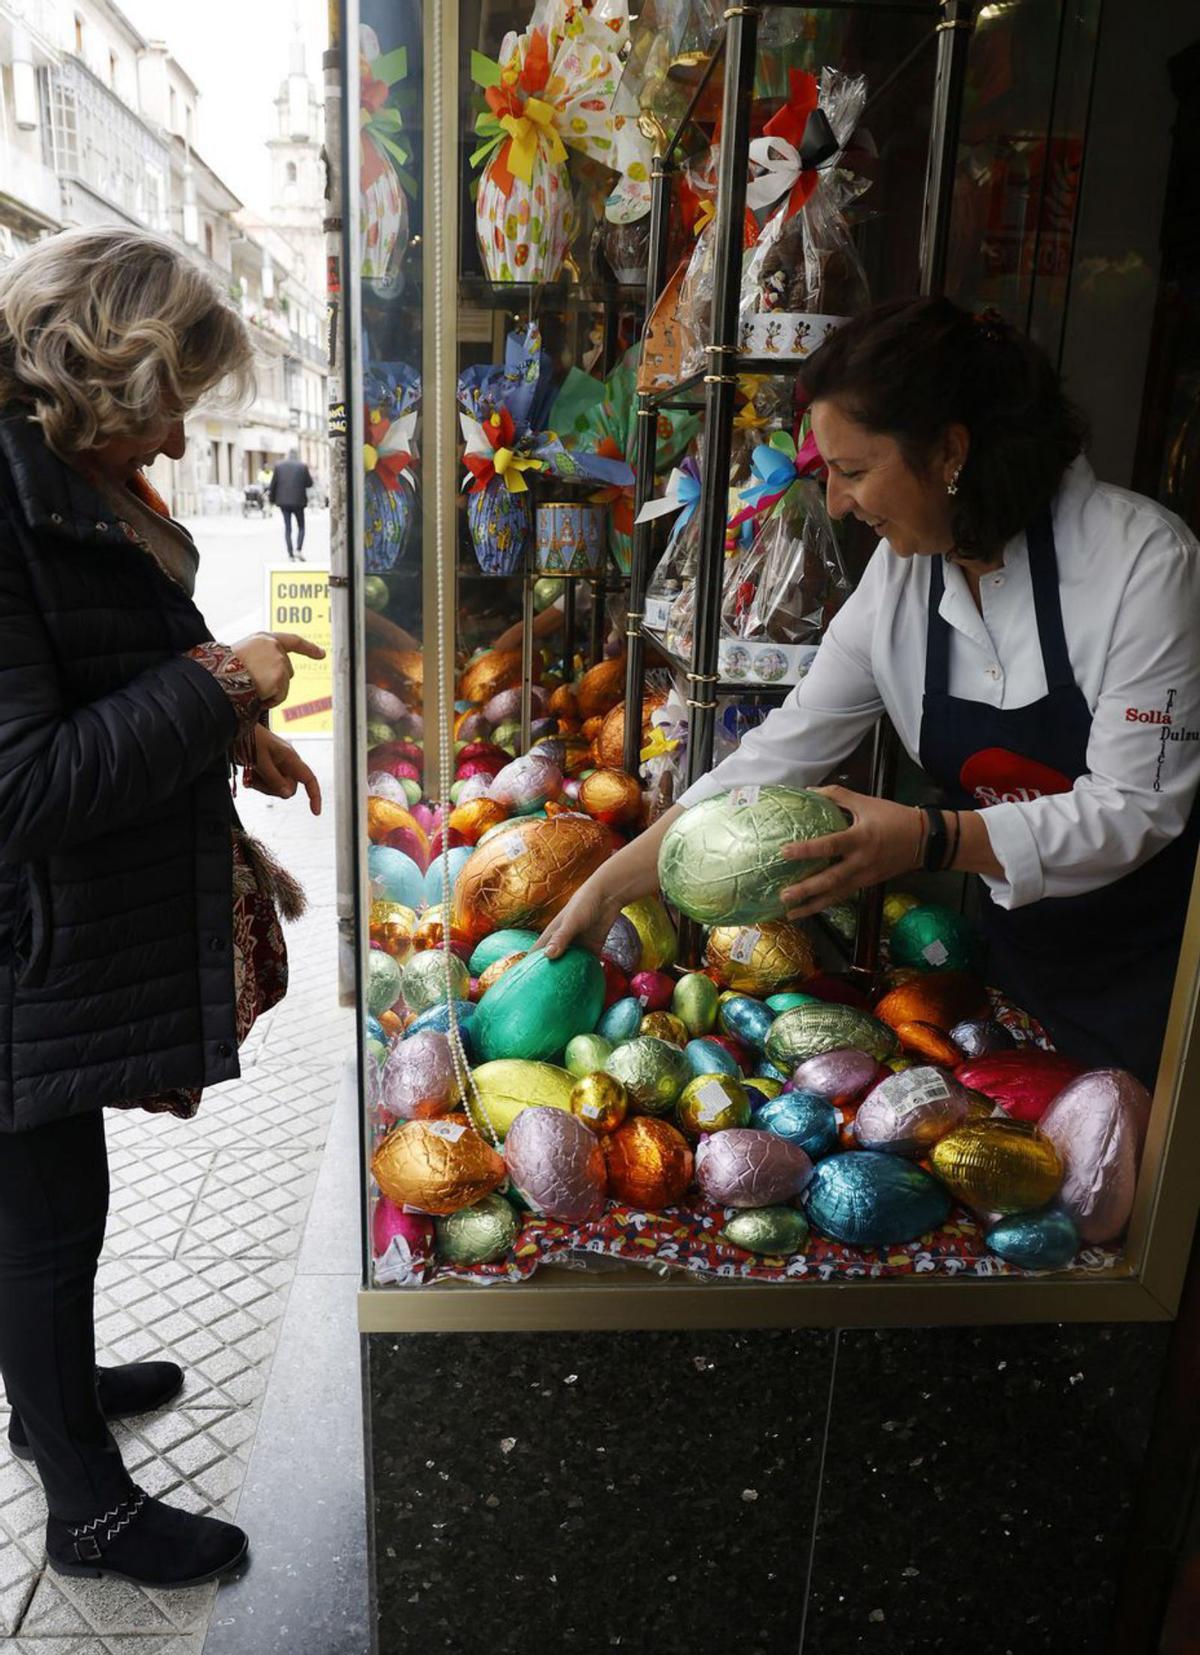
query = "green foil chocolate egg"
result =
(677, 1073, 752, 1138)
(435, 1193, 520, 1265)
(472, 947, 605, 1063)
(468, 929, 541, 977)
(765, 992, 819, 1014)
(889, 903, 983, 974)
(401, 950, 470, 1015)
(565, 1032, 615, 1077)
(657, 786, 847, 925)
(721, 1205, 809, 1256)
(605, 1037, 690, 1117)
(765, 1003, 898, 1070)
(672, 972, 721, 1038)
(367, 950, 404, 1017)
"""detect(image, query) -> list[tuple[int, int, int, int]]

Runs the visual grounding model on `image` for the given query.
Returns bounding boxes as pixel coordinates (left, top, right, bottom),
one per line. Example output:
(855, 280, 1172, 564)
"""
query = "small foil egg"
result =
(1039, 1068, 1151, 1243)
(853, 1067, 970, 1156)
(489, 754, 563, 815)
(718, 995, 775, 1051)
(893, 1021, 964, 1067)
(503, 1106, 607, 1222)
(601, 913, 641, 976)
(640, 1011, 688, 1048)
(684, 1038, 742, 1081)
(569, 1072, 629, 1134)
(631, 970, 675, 1011)
(766, 1006, 898, 1071)
(757, 1092, 838, 1160)
(565, 1032, 615, 1077)
(379, 1029, 459, 1122)
(986, 1208, 1080, 1270)
(888, 904, 982, 974)
(950, 1019, 1016, 1059)
(672, 973, 720, 1037)
(621, 897, 677, 972)
(695, 1130, 813, 1209)
(603, 1117, 693, 1210)
(435, 1192, 520, 1265)
(676, 1074, 752, 1139)
(371, 1200, 435, 1283)
(369, 844, 425, 909)
(873, 970, 988, 1035)
(930, 1119, 1064, 1214)
(721, 1206, 809, 1257)
(766, 992, 818, 1014)
(369, 899, 418, 963)
(704, 920, 818, 996)
(371, 1119, 505, 1215)
(791, 1047, 881, 1102)
(597, 996, 644, 1046)
(367, 950, 404, 1017)
(401, 950, 471, 1015)
(805, 1151, 951, 1246)
(403, 999, 476, 1053)
(605, 1037, 690, 1116)
(579, 768, 643, 827)
(743, 1077, 784, 1106)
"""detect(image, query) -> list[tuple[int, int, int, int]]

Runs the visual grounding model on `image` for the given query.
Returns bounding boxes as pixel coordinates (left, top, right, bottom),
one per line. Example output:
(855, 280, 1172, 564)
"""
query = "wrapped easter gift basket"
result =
(358, 29, 417, 298)
(363, 363, 419, 573)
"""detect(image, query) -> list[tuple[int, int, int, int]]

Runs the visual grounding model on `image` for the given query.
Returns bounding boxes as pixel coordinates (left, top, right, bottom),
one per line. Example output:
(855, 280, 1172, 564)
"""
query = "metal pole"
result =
(683, 3, 759, 791)
(520, 566, 535, 752)
(588, 576, 605, 667)
(561, 578, 577, 682)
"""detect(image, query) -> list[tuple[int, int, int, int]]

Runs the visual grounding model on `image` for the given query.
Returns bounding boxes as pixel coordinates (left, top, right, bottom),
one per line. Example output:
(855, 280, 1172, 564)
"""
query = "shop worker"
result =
(543, 297, 1200, 1089)
(0, 227, 324, 1588)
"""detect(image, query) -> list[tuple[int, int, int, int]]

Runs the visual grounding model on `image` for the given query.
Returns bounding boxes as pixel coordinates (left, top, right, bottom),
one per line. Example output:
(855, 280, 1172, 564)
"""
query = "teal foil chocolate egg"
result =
(472, 947, 605, 1063)
(765, 1004, 897, 1070)
(404, 1000, 476, 1055)
(757, 1092, 838, 1160)
(657, 786, 847, 925)
(756, 1058, 790, 1083)
(718, 994, 775, 1051)
(605, 1037, 690, 1117)
(598, 996, 644, 1046)
(565, 1032, 615, 1077)
(435, 1193, 520, 1265)
(672, 973, 721, 1037)
(805, 1151, 951, 1247)
(401, 950, 471, 1014)
(766, 992, 819, 1014)
(721, 1206, 810, 1256)
(889, 903, 982, 974)
(469, 929, 541, 977)
(367, 950, 403, 1016)
(684, 1038, 742, 1081)
(986, 1208, 1080, 1270)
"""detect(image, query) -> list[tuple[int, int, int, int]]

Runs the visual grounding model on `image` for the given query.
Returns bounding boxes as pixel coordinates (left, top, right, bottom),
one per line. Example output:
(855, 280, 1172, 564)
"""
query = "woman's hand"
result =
(244, 725, 322, 815)
(538, 871, 626, 960)
(779, 785, 921, 920)
(232, 631, 325, 708)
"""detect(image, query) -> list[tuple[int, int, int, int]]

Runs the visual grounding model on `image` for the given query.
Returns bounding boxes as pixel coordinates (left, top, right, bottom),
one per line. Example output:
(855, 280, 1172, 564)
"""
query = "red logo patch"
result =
(959, 747, 1073, 807)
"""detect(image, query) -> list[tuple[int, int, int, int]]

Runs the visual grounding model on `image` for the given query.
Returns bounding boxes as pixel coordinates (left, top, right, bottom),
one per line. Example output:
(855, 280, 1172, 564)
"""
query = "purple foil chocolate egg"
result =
(456, 711, 492, 745)
(694, 1129, 813, 1209)
(366, 685, 408, 726)
(792, 1048, 880, 1102)
(853, 1066, 969, 1156)
(379, 1029, 459, 1121)
(1039, 1068, 1152, 1243)
(602, 913, 641, 976)
(503, 1106, 608, 1223)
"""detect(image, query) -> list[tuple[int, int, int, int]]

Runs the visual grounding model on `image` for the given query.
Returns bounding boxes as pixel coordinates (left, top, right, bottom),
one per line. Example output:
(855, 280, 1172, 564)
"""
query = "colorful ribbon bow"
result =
(359, 42, 417, 197)
(461, 406, 546, 494)
(729, 429, 826, 528)
(634, 457, 702, 538)
(745, 69, 840, 217)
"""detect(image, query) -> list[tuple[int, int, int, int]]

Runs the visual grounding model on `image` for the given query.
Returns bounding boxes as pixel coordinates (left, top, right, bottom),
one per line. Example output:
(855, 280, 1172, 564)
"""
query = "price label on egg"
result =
(427, 1121, 467, 1142)
(730, 928, 761, 964)
(889, 1069, 952, 1110)
(922, 940, 950, 966)
(503, 834, 527, 861)
(695, 1080, 733, 1124)
(730, 785, 761, 806)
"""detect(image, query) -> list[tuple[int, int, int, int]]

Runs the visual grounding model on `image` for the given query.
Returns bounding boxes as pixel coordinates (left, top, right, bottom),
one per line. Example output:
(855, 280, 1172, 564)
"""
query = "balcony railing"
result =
(0, 145, 60, 227)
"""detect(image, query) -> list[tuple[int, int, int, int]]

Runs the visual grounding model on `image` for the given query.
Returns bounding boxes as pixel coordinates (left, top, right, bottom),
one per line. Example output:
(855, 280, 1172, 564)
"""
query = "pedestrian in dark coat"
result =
(0, 225, 324, 1589)
(267, 447, 314, 559)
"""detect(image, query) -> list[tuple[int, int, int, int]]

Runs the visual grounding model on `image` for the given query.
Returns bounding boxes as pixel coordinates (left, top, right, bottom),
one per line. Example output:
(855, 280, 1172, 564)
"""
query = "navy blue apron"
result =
(917, 508, 1200, 1088)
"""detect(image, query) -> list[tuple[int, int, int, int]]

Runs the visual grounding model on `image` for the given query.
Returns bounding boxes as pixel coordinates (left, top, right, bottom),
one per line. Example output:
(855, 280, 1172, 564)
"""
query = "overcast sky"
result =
(119, 0, 329, 217)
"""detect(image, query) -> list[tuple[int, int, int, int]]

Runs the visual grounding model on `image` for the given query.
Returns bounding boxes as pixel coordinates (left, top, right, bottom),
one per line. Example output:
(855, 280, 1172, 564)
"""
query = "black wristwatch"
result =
(921, 806, 949, 873)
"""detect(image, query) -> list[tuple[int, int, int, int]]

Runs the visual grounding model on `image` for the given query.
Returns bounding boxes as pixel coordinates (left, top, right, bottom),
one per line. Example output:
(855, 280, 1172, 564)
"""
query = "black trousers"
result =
(0, 1110, 132, 1520)
(280, 505, 306, 553)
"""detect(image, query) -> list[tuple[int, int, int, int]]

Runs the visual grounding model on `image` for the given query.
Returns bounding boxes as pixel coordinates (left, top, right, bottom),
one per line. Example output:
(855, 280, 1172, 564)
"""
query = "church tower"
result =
(267, 22, 325, 298)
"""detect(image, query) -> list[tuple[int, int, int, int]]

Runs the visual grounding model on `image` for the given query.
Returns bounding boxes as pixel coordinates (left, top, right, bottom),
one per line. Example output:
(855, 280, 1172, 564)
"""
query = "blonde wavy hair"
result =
(0, 225, 255, 455)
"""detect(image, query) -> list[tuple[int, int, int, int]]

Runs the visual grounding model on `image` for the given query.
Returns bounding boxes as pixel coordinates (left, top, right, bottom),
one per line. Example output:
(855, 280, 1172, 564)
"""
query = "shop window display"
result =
(347, 0, 1200, 1326)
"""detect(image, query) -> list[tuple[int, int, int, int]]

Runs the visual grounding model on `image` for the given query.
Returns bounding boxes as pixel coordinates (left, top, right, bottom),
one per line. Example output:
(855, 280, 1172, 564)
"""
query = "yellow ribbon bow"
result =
(499, 97, 567, 185)
(693, 198, 716, 236)
(492, 447, 544, 492)
(640, 727, 680, 764)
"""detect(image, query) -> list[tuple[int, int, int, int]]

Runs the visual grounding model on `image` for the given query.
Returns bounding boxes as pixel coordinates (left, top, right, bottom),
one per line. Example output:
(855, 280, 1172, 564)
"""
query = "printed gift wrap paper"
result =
(363, 363, 419, 572)
(359, 29, 417, 296)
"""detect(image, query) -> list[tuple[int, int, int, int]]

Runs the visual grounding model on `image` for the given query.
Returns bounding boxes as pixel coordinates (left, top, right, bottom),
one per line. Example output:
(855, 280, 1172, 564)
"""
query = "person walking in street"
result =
(0, 225, 324, 1589)
(268, 447, 313, 559)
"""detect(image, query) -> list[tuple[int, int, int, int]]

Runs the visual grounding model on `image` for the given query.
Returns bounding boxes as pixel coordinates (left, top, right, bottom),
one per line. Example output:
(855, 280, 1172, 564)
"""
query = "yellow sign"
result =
(266, 566, 334, 736)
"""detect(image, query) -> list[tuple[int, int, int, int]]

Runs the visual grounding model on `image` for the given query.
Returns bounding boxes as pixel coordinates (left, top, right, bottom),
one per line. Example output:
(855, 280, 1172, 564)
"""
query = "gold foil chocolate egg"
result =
(874, 972, 988, 1035)
(640, 1011, 688, 1048)
(371, 1119, 505, 1215)
(704, 921, 818, 995)
(467, 1059, 574, 1140)
(476, 951, 527, 994)
(765, 1004, 898, 1070)
(576, 655, 627, 720)
(435, 1193, 520, 1265)
(370, 900, 418, 963)
(658, 787, 847, 926)
(458, 649, 530, 705)
(452, 815, 613, 946)
(882, 891, 920, 931)
(721, 1206, 809, 1256)
(604, 1117, 693, 1209)
(367, 798, 430, 861)
(621, 896, 677, 971)
(448, 798, 508, 846)
(570, 1072, 629, 1134)
(579, 768, 643, 828)
(930, 1119, 1064, 1214)
(672, 973, 720, 1038)
(677, 1074, 752, 1139)
(605, 1037, 690, 1116)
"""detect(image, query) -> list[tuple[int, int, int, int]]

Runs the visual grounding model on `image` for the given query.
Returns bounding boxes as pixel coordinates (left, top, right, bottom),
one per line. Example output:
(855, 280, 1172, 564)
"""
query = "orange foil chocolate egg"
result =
(448, 798, 508, 845)
(582, 715, 606, 742)
(874, 971, 989, 1034)
(604, 1116, 693, 1210)
(895, 1020, 964, 1067)
(458, 649, 537, 706)
(370, 1119, 506, 1215)
(476, 950, 527, 993)
(704, 921, 817, 995)
(368, 647, 423, 700)
(594, 692, 667, 771)
(548, 684, 579, 720)
(451, 815, 613, 946)
(579, 768, 643, 828)
(576, 655, 627, 721)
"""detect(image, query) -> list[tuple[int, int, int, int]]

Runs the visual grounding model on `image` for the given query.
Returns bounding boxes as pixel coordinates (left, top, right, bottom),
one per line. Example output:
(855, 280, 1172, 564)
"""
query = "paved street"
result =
(185, 506, 331, 644)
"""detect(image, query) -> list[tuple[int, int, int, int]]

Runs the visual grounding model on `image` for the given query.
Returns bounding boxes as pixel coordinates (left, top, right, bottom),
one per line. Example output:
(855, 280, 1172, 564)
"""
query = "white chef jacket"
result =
(679, 456, 1200, 911)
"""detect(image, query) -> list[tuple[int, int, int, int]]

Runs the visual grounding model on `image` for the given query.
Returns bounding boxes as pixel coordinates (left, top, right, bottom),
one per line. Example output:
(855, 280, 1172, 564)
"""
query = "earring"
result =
(946, 465, 962, 497)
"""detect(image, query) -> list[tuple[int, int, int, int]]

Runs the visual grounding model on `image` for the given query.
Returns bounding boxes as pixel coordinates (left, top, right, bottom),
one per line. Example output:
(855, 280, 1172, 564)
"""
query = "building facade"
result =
(0, 0, 328, 514)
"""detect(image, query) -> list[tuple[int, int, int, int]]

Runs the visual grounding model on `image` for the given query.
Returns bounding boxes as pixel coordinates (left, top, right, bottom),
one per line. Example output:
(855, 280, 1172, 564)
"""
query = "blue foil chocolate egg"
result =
(757, 1092, 838, 1160)
(718, 995, 775, 1051)
(683, 1038, 742, 1080)
(404, 1000, 476, 1056)
(756, 1058, 790, 1083)
(598, 996, 644, 1046)
(986, 1208, 1080, 1270)
(805, 1151, 951, 1247)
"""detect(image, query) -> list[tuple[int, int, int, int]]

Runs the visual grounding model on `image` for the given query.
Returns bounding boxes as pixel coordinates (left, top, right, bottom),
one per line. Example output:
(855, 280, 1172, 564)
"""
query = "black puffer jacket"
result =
(0, 410, 241, 1131)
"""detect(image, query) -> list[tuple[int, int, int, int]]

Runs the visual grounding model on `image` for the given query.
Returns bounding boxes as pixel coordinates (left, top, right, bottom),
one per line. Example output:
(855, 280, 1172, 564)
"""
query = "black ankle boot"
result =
(46, 1486, 248, 1588)
(9, 1362, 184, 1461)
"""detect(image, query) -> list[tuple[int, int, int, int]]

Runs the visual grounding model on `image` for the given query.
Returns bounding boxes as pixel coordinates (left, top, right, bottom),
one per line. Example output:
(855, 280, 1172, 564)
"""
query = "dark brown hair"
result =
(799, 297, 1088, 558)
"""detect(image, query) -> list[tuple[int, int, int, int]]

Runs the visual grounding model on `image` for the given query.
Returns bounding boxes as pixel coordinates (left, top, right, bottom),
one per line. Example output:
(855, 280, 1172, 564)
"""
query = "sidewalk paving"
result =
(0, 738, 357, 1653)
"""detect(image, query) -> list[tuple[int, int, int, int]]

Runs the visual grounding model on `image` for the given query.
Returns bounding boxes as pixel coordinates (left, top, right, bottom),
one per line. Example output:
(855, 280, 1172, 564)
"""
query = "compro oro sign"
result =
(265, 567, 333, 735)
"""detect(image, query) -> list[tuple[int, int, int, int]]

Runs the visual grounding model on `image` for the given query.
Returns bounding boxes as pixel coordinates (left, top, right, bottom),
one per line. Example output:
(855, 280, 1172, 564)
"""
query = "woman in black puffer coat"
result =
(0, 226, 323, 1589)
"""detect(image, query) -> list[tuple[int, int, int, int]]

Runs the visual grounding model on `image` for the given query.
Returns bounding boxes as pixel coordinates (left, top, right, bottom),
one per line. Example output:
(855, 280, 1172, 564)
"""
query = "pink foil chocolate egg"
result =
(694, 1129, 813, 1208)
(1039, 1068, 1152, 1243)
(379, 1029, 459, 1121)
(954, 1049, 1085, 1123)
(792, 1048, 881, 1102)
(457, 756, 506, 783)
(631, 970, 675, 1012)
(489, 755, 563, 813)
(366, 685, 408, 725)
(410, 803, 437, 837)
(503, 1106, 608, 1223)
(371, 1198, 435, 1279)
(853, 1066, 970, 1156)
(389, 760, 421, 783)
